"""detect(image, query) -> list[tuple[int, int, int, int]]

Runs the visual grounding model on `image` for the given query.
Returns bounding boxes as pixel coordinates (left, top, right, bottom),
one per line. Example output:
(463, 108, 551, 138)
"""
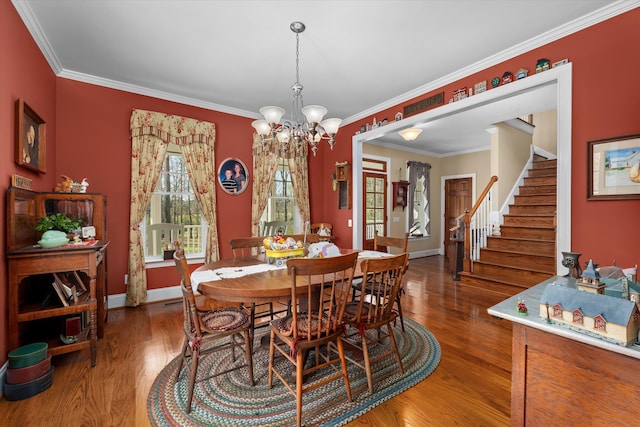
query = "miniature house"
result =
(577, 259, 605, 294)
(539, 284, 640, 346)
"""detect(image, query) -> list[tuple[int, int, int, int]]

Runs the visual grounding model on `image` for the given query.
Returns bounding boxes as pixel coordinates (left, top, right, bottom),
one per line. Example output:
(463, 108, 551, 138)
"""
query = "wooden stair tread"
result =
(473, 260, 555, 275)
(481, 247, 554, 258)
(500, 224, 555, 230)
(490, 236, 555, 243)
(505, 213, 555, 217)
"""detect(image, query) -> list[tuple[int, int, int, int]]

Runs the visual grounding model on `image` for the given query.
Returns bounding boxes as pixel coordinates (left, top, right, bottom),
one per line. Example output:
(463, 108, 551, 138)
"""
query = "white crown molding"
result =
(57, 70, 260, 119)
(341, 0, 640, 125)
(12, 0, 639, 122)
(11, 0, 63, 73)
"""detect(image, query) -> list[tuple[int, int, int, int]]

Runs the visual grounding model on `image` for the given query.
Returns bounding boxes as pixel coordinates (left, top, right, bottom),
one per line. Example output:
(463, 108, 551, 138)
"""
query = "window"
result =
(260, 158, 301, 234)
(572, 310, 584, 325)
(407, 161, 431, 237)
(144, 148, 206, 262)
(409, 175, 427, 236)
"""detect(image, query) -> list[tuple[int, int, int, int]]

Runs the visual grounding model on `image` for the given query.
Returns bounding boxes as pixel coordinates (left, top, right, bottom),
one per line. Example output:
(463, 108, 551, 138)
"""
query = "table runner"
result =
(190, 263, 285, 293)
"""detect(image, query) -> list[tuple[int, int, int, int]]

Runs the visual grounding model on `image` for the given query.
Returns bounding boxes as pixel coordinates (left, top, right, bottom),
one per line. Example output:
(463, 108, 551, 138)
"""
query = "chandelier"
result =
(251, 21, 341, 156)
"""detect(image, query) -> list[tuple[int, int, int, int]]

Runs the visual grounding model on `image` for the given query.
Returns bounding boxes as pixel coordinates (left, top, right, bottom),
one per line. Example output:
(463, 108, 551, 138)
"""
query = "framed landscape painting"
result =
(588, 134, 640, 200)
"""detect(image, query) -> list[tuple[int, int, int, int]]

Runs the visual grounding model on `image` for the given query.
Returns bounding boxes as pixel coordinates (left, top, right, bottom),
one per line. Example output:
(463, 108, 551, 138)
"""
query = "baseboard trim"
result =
(108, 286, 181, 309)
(410, 249, 440, 258)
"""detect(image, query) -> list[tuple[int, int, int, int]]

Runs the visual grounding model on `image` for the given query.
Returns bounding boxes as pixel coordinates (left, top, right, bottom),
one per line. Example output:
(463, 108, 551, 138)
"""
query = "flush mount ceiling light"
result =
(398, 128, 423, 141)
(252, 21, 341, 156)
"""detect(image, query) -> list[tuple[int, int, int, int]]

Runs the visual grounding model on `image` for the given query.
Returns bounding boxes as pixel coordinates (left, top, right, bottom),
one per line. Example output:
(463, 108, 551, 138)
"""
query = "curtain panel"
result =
(126, 109, 217, 307)
(407, 161, 431, 235)
(251, 134, 310, 237)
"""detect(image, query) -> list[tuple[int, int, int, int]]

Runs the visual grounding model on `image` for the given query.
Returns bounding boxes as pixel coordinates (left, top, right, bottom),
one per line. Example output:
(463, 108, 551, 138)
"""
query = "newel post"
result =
(463, 209, 472, 273)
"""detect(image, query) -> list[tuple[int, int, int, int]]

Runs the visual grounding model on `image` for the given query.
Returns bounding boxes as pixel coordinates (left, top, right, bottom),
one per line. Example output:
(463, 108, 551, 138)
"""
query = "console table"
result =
(6, 187, 108, 367)
(8, 242, 108, 367)
(488, 276, 640, 425)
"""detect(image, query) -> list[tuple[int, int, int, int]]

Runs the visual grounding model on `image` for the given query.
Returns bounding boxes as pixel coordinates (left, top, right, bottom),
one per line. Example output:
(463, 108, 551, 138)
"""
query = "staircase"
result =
(459, 158, 557, 295)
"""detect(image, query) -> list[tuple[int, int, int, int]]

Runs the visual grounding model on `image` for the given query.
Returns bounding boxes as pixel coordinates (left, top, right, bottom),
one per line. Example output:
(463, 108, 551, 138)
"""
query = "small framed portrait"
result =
(15, 99, 46, 173)
(218, 157, 249, 195)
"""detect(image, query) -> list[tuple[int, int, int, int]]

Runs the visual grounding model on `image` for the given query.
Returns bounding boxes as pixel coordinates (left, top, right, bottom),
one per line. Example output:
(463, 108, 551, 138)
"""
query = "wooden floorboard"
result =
(0, 255, 512, 426)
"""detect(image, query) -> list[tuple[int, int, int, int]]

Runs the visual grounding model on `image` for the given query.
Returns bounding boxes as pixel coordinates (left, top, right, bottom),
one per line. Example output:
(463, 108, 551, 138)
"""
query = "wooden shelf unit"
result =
(392, 181, 409, 210)
(336, 162, 351, 210)
(6, 188, 108, 367)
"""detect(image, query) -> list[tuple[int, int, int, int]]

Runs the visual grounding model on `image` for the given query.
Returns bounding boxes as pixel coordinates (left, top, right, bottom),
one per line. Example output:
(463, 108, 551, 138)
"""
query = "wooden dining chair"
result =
(343, 253, 409, 393)
(353, 231, 410, 331)
(173, 242, 254, 413)
(310, 222, 333, 241)
(268, 252, 358, 427)
(229, 237, 281, 336)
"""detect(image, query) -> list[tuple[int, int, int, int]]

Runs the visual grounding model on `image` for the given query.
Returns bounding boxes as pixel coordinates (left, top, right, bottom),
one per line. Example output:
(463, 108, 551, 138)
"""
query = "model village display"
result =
(538, 257, 640, 346)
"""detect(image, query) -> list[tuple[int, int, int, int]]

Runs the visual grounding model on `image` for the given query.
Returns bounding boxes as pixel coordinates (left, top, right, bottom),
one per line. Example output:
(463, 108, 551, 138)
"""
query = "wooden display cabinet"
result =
(392, 181, 410, 210)
(336, 162, 351, 210)
(6, 187, 108, 367)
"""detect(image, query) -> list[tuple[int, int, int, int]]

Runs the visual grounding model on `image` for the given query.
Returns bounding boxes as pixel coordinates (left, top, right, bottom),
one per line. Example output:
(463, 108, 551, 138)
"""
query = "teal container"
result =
(8, 343, 48, 369)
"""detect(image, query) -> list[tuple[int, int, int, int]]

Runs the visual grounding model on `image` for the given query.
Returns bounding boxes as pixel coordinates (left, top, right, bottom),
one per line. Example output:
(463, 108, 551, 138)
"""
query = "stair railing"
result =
(463, 176, 498, 273)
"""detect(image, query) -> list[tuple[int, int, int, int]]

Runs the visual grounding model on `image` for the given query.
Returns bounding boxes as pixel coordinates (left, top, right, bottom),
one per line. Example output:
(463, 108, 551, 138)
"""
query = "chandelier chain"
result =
(251, 21, 341, 157)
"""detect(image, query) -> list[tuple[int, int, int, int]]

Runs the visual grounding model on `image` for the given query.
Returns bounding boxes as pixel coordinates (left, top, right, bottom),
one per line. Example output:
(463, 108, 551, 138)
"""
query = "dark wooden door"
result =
(362, 171, 387, 250)
(444, 177, 472, 261)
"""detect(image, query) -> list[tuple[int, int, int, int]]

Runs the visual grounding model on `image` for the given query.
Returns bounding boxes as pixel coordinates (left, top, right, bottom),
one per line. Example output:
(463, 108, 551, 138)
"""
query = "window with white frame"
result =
(407, 161, 431, 237)
(260, 158, 301, 234)
(144, 147, 206, 262)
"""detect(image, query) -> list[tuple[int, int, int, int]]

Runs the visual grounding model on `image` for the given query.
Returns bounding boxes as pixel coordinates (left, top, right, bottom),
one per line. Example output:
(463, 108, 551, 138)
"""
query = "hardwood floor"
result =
(0, 255, 513, 426)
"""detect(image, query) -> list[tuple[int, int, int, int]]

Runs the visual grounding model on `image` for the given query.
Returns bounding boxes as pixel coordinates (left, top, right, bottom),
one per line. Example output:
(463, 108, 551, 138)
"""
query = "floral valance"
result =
(130, 109, 215, 146)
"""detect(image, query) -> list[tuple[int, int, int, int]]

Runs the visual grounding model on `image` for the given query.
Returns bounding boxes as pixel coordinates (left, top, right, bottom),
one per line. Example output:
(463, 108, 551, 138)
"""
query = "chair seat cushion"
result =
(277, 311, 332, 338)
(343, 302, 370, 322)
(200, 307, 248, 331)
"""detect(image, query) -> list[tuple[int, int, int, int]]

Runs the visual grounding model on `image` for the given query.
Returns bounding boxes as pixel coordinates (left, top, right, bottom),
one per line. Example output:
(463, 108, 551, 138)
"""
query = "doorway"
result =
(444, 177, 472, 261)
(362, 158, 388, 250)
(351, 64, 571, 273)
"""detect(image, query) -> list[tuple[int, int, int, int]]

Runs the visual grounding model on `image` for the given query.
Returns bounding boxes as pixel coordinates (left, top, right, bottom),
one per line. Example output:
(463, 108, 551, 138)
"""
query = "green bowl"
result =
(38, 230, 69, 248)
(8, 342, 48, 369)
(38, 237, 69, 248)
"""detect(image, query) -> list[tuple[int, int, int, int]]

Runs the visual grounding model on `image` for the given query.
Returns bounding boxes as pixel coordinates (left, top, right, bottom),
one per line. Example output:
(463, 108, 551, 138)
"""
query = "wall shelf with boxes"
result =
(6, 188, 108, 367)
(392, 181, 410, 210)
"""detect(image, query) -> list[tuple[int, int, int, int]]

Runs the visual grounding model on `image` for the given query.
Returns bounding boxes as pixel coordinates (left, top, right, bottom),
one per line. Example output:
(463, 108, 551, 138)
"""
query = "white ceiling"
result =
(13, 0, 633, 154)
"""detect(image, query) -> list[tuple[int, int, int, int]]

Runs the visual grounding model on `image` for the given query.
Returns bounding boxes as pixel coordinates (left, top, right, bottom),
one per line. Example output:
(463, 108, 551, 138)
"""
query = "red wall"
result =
(0, 0, 59, 366)
(2, 3, 640, 365)
(325, 8, 640, 268)
(54, 78, 327, 294)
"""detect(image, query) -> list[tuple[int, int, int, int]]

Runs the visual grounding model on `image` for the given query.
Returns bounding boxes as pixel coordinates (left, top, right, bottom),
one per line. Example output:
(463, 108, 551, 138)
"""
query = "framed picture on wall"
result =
(217, 157, 249, 195)
(15, 98, 46, 173)
(587, 134, 640, 200)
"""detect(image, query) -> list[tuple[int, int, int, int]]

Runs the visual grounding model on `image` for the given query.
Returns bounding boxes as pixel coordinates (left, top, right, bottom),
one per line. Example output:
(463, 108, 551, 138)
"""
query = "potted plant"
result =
(35, 213, 83, 248)
(35, 213, 82, 234)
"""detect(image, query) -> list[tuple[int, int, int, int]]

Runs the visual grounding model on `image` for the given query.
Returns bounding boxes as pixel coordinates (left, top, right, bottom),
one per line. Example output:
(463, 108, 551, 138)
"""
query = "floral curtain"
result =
(407, 160, 431, 235)
(251, 134, 310, 235)
(126, 109, 217, 307)
(288, 152, 310, 227)
(251, 134, 279, 236)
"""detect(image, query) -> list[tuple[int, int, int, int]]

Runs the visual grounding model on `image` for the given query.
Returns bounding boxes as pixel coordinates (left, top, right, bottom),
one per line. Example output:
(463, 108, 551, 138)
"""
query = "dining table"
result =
(191, 250, 392, 304)
(191, 249, 399, 371)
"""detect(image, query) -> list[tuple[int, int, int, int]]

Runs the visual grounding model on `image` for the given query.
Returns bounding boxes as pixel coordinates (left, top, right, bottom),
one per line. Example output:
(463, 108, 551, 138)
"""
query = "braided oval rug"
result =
(148, 318, 441, 426)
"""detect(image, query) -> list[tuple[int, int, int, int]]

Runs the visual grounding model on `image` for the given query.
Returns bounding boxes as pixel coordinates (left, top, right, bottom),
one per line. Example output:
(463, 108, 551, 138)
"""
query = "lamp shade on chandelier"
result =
(252, 21, 341, 156)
